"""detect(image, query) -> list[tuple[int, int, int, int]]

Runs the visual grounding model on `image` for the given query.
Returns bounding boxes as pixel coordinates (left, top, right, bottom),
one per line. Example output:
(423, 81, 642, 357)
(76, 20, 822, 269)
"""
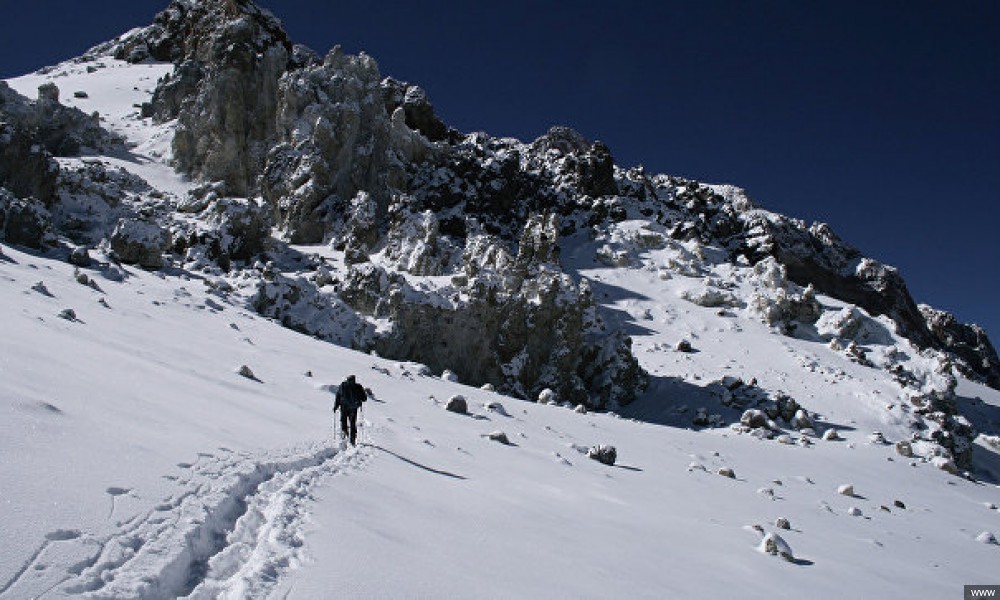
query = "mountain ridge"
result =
(1, 0, 997, 430)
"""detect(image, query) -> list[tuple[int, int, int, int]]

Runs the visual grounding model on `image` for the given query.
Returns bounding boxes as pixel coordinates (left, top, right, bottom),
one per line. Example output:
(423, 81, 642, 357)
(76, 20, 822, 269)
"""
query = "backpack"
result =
(338, 380, 365, 410)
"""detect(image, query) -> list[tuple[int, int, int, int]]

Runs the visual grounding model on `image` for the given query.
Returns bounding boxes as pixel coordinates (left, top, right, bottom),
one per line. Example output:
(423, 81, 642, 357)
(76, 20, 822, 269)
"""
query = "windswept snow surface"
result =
(3, 57, 1000, 600)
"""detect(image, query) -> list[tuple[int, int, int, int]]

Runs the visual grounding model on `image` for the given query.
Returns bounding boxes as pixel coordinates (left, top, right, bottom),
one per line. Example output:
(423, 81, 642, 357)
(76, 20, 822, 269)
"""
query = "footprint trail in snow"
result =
(0, 440, 369, 600)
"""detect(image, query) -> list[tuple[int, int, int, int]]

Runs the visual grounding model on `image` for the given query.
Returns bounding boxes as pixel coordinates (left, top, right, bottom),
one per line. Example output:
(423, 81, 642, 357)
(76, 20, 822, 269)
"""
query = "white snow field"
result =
(3, 58, 1000, 599)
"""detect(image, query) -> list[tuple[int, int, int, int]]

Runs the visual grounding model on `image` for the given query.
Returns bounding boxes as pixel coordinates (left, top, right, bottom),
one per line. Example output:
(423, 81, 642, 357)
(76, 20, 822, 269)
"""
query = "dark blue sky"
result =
(1, 1, 997, 344)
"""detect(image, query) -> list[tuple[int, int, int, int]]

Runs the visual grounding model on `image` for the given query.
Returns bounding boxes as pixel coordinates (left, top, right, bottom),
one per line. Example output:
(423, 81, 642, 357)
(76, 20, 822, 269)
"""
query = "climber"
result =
(334, 374, 367, 445)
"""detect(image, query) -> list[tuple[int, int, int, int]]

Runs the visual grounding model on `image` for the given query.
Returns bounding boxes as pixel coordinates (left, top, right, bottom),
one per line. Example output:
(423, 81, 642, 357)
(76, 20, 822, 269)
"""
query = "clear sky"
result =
(1, 0, 996, 345)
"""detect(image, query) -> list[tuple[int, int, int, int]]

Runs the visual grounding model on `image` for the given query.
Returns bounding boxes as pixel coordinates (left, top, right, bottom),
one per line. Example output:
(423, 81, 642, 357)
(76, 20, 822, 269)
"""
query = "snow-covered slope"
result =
(2, 11, 1000, 600)
(3, 229, 1000, 599)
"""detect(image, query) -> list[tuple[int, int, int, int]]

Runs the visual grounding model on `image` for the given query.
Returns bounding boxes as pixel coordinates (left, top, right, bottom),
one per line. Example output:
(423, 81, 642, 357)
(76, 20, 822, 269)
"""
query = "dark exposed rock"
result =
(109, 217, 168, 268)
(0, 121, 58, 205)
(69, 246, 92, 267)
(530, 126, 590, 156)
(148, 60, 205, 121)
(920, 305, 1000, 389)
(588, 445, 617, 466)
(109, 0, 292, 66)
(445, 395, 468, 414)
(1, 81, 119, 160)
(577, 141, 618, 198)
(1, 194, 54, 248)
(381, 77, 449, 142)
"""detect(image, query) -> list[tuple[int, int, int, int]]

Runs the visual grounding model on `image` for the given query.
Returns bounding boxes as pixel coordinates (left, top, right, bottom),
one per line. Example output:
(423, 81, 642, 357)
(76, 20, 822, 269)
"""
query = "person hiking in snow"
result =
(334, 374, 367, 445)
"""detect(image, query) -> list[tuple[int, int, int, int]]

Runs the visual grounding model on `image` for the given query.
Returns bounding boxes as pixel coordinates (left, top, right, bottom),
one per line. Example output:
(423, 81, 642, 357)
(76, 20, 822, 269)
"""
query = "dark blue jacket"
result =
(335, 379, 366, 411)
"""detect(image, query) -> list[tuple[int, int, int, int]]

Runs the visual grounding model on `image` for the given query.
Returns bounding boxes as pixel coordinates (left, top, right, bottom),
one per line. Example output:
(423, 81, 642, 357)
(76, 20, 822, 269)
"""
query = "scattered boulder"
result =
(848, 507, 863, 517)
(837, 484, 855, 497)
(895, 440, 913, 457)
(740, 409, 768, 429)
(588, 445, 617, 466)
(894, 500, 906, 510)
(759, 532, 794, 561)
(930, 456, 959, 475)
(574, 404, 588, 415)
(718, 467, 736, 479)
(775, 517, 791, 530)
(485, 431, 510, 445)
(110, 218, 168, 268)
(31, 281, 53, 296)
(823, 429, 841, 441)
(675, 339, 693, 353)
(975, 531, 997, 545)
(790, 409, 813, 430)
(445, 395, 468, 414)
(441, 369, 459, 383)
(58, 308, 77, 321)
(869, 431, 888, 445)
(237, 365, 259, 381)
(68, 246, 92, 267)
(538, 388, 557, 404)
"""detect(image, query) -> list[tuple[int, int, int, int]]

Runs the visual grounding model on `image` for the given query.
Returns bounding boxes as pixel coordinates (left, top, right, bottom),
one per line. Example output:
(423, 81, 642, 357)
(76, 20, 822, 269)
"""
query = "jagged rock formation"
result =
(116, 0, 294, 195)
(0, 75, 129, 249)
(1, 80, 106, 207)
(363, 214, 645, 408)
(921, 305, 1000, 389)
(739, 211, 934, 348)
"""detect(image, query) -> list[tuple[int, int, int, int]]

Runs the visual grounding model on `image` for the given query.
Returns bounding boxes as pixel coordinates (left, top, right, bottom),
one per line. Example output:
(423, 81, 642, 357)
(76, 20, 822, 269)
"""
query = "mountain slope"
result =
(2, 2, 1000, 598)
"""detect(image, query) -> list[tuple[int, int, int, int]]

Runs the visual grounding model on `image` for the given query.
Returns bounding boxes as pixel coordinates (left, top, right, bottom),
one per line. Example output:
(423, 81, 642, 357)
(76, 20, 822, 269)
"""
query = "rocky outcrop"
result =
(122, 0, 293, 196)
(109, 218, 168, 268)
(111, 0, 292, 65)
(261, 49, 394, 243)
(740, 213, 933, 346)
(920, 305, 1000, 389)
(1, 81, 118, 160)
(381, 77, 449, 142)
(0, 120, 57, 205)
(1, 193, 54, 248)
(361, 215, 646, 408)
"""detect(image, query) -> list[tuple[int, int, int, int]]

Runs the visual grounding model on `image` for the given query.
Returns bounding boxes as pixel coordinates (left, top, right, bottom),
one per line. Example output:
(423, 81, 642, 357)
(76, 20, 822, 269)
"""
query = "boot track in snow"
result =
(0, 440, 368, 600)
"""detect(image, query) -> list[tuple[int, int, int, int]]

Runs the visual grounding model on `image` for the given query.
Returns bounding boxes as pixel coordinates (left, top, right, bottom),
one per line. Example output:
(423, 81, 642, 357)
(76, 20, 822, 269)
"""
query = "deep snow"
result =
(2, 56, 1000, 600)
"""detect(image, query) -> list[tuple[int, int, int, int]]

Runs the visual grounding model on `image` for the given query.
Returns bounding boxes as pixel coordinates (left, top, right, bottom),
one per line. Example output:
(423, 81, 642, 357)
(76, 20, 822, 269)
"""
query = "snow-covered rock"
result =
(587, 445, 617, 466)
(109, 217, 168, 268)
(758, 532, 794, 560)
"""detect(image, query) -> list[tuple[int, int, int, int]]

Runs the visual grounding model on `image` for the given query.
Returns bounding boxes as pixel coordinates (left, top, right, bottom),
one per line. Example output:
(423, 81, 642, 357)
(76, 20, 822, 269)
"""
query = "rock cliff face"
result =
(27, 0, 997, 400)
(116, 0, 293, 195)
